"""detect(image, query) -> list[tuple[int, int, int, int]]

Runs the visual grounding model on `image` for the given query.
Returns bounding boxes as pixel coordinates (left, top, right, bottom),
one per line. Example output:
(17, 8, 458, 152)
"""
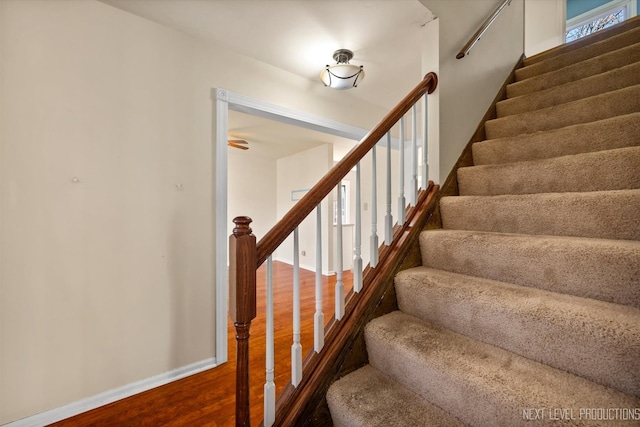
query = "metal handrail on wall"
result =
(456, 0, 513, 59)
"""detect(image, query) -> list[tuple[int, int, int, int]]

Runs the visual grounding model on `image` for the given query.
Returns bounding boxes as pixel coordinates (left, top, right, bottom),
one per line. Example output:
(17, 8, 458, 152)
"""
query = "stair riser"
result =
(486, 85, 640, 139)
(395, 268, 640, 395)
(440, 190, 640, 240)
(516, 27, 640, 81)
(366, 313, 640, 427)
(507, 42, 640, 98)
(473, 113, 640, 165)
(458, 146, 640, 196)
(327, 365, 466, 427)
(420, 230, 640, 309)
(498, 61, 640, 117)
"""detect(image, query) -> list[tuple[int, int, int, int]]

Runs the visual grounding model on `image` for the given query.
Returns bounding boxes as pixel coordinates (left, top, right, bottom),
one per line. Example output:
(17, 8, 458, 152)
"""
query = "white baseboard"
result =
(2, 358, 218, 427)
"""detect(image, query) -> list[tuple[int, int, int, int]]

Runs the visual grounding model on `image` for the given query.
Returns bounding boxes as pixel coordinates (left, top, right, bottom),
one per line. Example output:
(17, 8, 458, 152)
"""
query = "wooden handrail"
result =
(232, 71, 438, 427)
(456, 0, 512, 59)
(256, 72, 438, 267)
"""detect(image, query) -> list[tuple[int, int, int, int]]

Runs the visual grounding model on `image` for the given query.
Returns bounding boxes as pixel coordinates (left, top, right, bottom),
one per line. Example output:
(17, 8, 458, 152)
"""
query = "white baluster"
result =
(422, 94, 429, 188)
(264, 256, 275, 427)
(335, 182, 345, 320)
(314, 205, 324, 352)
(398, 116, 406, 226)
(353, 162, 363, 293)
(292, 228, 302, 387)
(411, 105, 418, 205)
(370, 145, 379, 268)
(385, 132, 393, 245)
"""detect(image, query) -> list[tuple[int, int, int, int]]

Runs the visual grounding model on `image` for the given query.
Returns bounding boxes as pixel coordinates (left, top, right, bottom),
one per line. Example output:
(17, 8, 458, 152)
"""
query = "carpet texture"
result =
(507, 42, 640, 98)
(515, 26, 640, 81)
(486, 84, 640, 139)
(327, 19, 640, 427)
(498, 61, 640, 117)
(472, 113, 640, 165)
(326, 366, 466, 427)
(395, 267, 640, 395)
(458, 146, 640, 195)
(419, 230, 640, 308)
(366, 312, 639, 427)
(441, 190, 640, 240)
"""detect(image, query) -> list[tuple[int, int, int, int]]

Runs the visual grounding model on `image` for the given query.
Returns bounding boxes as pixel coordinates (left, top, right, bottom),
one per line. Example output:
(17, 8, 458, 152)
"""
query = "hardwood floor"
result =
(50, 261, 353, 427)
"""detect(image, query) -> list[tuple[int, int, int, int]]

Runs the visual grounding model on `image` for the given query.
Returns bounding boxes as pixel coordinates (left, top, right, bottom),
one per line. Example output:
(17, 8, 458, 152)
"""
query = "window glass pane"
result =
(565, 7, 626, 42)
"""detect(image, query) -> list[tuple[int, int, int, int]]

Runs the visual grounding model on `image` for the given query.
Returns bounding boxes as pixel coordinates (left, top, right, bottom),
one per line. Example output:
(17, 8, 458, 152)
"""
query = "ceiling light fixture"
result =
(320, 49, 365, 90)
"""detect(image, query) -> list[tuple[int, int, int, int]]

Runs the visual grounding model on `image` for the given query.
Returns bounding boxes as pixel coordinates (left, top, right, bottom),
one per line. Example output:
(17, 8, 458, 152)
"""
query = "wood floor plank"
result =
(49, 261, 353, 426)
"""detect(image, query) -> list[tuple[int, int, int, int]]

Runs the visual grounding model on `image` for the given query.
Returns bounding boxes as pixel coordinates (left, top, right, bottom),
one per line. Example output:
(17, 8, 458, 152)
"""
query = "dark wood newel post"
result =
(229, 216, 257, 427)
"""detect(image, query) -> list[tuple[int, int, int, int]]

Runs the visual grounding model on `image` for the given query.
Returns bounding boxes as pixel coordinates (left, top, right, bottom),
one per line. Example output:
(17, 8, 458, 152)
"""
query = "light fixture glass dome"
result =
(320, 49, 365, 90)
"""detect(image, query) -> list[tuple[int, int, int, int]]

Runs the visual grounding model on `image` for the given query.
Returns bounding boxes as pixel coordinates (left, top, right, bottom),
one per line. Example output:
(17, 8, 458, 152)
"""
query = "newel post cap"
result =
(232, 216, 253, 237)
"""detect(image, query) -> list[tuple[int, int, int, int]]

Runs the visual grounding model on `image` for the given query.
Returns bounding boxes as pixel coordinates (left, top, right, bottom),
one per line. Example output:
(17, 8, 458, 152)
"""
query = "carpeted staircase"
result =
(326, 19, 640, 427)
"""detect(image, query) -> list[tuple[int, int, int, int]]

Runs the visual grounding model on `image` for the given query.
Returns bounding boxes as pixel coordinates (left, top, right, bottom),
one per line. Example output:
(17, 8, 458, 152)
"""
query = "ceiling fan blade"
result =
(228, 139, 249, 150)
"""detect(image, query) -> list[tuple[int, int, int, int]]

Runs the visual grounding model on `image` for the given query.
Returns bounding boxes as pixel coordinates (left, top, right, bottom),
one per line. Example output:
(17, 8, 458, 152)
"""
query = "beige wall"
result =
(0, 0, 386, 423)
(228, 151, 277, 248)
(421, 16, 440, 184)
(421, 0, 525, 183)
(276, 144, 333, 273)
(525, 0, 566, 57)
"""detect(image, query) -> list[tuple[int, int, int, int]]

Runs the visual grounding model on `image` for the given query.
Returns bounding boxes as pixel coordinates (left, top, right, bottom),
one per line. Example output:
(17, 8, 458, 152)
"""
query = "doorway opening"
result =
(212, 88, 369, 363)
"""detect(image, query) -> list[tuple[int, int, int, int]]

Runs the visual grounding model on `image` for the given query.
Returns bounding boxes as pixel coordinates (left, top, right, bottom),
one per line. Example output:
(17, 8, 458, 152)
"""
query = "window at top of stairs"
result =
(566, 0, 637, 42)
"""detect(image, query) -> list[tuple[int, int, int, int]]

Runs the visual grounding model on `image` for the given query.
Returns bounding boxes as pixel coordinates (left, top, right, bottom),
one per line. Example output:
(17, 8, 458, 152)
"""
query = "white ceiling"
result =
(228, 109, 358, 160)
(99, 0, 436, 159)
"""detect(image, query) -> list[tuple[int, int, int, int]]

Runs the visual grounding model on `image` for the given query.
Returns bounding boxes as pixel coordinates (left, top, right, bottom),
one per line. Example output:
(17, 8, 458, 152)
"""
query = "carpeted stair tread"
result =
(485, 84, 640, 139)
(507, 42, 640, 98)
(365, 311, 640, 427)
(472, 113, 640, 165)
(497, 60, 640, 117)
(515, 26, 640, 81)
(458, 146, 640, 196)
(419, 229, 640, 308)
(440, 189, 640, 240)
(523, 15, 640, 66)
(395, 267, 640, 395)
(327, 365, 467, 427)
